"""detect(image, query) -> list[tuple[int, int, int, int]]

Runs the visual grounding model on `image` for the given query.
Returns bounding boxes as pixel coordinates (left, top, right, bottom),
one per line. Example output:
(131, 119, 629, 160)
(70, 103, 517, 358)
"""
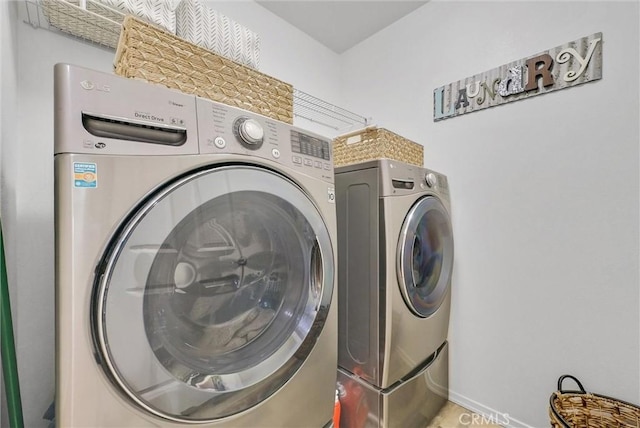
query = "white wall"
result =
(7, 2, 341, 426)
(0, 1, 19, 427)
(340, 1, 639, 427)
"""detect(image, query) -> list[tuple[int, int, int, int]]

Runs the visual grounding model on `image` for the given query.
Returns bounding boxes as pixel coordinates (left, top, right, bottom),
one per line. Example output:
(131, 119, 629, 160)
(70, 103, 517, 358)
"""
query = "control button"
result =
(324, 163, 331, 171)
(327, 187, 335, 204)
(234, 117, 264, 148)
(214, 137, 226, 149)
(425, 172, 437, 187)
(240, 119, 264, 144)
(314, 161, 322, 169)
(272, 148, 281, 159)
(292, 155, 302, 164)
(303, 158, 313, 166)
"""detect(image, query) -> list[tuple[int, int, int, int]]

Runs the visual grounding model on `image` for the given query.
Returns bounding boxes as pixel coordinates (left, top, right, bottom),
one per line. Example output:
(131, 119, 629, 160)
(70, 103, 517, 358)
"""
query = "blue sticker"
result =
(74, 162, 97, 188)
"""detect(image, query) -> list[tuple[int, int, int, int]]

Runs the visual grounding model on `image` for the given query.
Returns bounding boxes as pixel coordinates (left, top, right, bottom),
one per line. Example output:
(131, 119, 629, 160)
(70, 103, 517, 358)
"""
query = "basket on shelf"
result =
(549, 375, 640, 428)
(41, 0, 123, 48)
(114, 15, 293, 123)
(332, 126, 423, 167)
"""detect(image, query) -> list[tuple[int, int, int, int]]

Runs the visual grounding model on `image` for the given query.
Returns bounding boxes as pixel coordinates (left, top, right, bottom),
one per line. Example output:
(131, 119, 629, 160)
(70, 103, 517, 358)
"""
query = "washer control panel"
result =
(291, 131, 332, 171)
(195, 97, 333, 182)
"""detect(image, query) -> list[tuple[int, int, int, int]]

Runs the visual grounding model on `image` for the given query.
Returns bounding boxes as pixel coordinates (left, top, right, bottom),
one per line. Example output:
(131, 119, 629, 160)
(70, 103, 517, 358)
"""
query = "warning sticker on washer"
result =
(327, 187, 335, 204)
(74, 162, 97, 188)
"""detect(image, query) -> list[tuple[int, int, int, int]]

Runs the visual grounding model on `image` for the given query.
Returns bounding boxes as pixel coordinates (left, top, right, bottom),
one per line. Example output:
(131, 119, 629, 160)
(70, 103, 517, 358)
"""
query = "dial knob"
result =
(236, 118, 264, 146)
(425, 172, 437, 188)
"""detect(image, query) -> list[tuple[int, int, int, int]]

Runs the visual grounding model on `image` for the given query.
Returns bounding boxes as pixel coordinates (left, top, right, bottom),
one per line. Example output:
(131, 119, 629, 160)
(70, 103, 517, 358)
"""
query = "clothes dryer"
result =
(54, 63, 338, 427)
(335, 159, 453, 427)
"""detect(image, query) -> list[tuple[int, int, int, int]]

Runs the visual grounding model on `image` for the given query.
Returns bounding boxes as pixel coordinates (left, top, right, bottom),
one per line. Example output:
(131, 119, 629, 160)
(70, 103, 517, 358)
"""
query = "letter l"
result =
(434, 87, 455, 120)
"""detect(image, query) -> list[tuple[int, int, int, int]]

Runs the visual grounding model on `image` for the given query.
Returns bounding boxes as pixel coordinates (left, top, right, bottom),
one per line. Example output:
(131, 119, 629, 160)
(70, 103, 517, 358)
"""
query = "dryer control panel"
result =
(377, 159, 451, 206)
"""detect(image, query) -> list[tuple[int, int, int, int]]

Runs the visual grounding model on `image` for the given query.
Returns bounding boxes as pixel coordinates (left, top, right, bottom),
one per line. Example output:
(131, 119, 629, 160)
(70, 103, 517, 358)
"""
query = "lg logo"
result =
(80, 80, 111, 92)
(80, 80, 94, 90)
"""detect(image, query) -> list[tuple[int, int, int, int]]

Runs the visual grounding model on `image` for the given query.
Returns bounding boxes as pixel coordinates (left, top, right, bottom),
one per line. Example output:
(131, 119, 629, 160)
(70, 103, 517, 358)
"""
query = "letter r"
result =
(525, 54, 554, 91)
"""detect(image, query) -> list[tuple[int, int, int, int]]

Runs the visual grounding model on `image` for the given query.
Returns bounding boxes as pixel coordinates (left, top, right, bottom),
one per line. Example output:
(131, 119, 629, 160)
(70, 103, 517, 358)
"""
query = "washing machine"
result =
(334, 159, 453, 427)
(54, 63, 338, 427)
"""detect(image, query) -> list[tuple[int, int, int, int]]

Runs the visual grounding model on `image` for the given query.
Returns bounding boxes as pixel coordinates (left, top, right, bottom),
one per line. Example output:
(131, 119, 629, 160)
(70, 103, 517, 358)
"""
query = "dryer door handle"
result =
(310, 240, 324, 309)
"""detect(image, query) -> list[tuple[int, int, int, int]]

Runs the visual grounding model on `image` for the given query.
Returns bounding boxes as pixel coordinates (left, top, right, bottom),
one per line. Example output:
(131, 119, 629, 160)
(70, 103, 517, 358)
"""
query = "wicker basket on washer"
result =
(549, 375, 640, 427)
(114, 15, 293, 124)
(332, 127, 424, 167)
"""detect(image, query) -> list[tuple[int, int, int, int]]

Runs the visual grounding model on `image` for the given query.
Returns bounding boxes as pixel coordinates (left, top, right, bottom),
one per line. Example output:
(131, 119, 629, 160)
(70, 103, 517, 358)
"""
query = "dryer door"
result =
(397, 196, 453, 318)
(92, 165, 334, 422)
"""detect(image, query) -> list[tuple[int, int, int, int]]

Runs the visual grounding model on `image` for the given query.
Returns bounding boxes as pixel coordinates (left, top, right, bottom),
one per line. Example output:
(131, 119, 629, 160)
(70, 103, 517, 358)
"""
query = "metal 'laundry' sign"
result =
(433, 32, 602, 121)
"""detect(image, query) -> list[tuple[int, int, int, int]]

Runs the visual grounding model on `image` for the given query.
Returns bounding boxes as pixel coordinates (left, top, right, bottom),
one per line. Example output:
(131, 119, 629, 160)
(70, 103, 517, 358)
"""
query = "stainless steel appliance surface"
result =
(54, 63, 338, 427)
(335, 159, 453, 426)
(337, 342, 448, 428)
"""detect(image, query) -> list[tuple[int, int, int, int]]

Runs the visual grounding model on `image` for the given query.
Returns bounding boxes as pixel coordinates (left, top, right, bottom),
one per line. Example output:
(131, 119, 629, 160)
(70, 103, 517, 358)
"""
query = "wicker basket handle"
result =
(557, 375, 586, 393)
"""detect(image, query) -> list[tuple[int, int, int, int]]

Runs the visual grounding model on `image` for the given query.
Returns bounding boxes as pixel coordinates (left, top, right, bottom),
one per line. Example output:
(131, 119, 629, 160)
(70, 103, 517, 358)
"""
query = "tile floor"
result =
(427, 401, 504, 428)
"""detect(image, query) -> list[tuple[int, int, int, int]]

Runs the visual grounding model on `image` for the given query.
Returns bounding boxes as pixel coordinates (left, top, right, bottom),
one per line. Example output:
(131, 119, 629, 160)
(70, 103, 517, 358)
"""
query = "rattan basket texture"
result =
(550, 375, 640, 428)
(332, 127, 424, 167)
(114, 15, 293, 124)
(41, 0, 123, 49)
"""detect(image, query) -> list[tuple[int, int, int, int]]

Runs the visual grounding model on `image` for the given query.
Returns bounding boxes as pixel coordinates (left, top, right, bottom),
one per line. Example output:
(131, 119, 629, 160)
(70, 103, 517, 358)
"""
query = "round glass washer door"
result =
(92, 165, 334, 423)
(397, 196, 453, 318)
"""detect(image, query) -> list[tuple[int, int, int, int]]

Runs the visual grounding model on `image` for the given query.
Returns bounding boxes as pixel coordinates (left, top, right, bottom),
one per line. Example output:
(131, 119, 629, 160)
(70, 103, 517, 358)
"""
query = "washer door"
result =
(92, 165, 334, 422)
(397, 196, 453, 318)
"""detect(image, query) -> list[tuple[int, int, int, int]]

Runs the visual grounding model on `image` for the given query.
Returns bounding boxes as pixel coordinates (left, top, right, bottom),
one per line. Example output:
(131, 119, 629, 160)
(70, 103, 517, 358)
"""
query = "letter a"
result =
(455, 88, 470, 110)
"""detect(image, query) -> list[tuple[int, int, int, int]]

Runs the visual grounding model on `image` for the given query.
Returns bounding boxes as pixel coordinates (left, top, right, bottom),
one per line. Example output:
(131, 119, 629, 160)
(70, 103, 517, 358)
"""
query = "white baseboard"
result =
(448, 389, 533, 428)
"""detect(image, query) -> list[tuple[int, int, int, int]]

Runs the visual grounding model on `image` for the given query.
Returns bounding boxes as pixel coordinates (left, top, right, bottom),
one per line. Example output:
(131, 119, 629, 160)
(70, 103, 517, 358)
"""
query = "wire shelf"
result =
(23, 0, 370, 131)
(294, 89, 369, 131)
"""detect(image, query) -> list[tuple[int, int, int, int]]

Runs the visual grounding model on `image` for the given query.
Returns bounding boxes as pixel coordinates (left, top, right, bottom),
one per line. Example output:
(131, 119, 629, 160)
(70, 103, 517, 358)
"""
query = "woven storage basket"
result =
(332, 127, 423, 167)
(550, 375, 640, 428)
(41, 0, 123, 48)
(114, 15, 293, 124)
